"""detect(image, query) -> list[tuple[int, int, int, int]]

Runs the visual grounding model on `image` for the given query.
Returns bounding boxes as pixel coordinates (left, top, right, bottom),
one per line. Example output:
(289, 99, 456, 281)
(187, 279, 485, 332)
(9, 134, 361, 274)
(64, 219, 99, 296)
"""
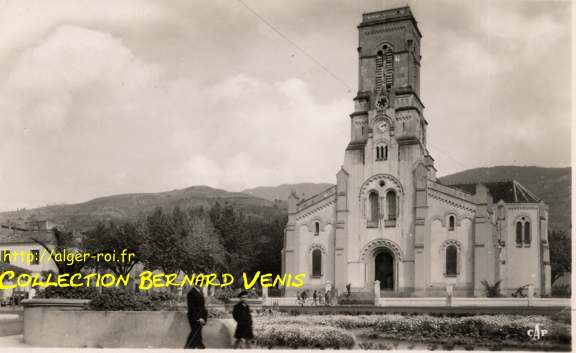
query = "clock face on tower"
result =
(378, 122, 388, 133)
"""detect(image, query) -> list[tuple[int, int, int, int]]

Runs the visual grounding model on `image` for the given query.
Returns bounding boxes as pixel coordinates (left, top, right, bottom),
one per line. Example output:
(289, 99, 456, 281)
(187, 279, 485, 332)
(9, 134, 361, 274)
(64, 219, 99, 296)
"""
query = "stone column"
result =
(527, 283, 534, 306)
(334, 168, 349, 292)
(262, 286, 269, 306)
(472, 184, 495, 297)
(413, 164, 428, 296)
(202, 286, 208, 298)
(446, 285, 453, 307)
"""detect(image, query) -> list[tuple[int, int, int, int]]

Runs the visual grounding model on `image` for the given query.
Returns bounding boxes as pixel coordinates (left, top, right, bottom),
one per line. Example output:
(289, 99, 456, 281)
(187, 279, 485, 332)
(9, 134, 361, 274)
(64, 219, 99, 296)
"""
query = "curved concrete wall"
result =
(0, 317, 23, 337)
(23, 308, 234, 348)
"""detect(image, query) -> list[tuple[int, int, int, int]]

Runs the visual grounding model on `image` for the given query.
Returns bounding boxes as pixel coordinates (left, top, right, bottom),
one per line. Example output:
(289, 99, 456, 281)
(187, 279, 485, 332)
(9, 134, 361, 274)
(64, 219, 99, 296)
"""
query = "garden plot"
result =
(253, 314, 571, 350)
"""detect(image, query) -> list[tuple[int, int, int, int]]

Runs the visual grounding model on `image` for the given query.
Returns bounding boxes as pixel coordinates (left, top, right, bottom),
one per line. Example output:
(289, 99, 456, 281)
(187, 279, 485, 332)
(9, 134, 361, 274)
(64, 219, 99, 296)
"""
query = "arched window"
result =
(314, 221, 320, 236)
(515, 217, 531, 247)
(376, 145, 387, 161)
(369, 191, 379, 223)
(516, 222, 523, 246)
(386, 190, 397, 221)
(445, 245, 458, 276)
(312, 249, 322, 277)
(448, 216, 455, 231)
(375, 45, 394, 98)
(524, 222, 531, 246)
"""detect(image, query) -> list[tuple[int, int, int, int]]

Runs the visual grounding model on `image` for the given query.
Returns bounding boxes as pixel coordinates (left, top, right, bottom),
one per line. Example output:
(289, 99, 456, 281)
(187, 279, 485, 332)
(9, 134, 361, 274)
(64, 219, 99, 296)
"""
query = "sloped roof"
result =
(0, 225, 54, 245)
(0, 262, 32, 275)
(446, 180, 541, 204)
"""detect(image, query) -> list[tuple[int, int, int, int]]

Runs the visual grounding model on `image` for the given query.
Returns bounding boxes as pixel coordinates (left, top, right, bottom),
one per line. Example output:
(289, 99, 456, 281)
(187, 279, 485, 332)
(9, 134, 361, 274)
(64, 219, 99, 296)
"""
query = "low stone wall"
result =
(22, 300, 234, 348)
(266, 296, 571, 308)
(0, 317, 23, 337)
(264, 297, 297, 306)
(376, 297, 571, 308)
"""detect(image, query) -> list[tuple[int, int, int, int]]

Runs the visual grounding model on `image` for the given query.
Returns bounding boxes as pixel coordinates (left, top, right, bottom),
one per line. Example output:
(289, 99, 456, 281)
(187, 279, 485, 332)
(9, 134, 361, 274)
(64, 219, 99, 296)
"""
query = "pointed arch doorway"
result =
(374, 249, 395, 291)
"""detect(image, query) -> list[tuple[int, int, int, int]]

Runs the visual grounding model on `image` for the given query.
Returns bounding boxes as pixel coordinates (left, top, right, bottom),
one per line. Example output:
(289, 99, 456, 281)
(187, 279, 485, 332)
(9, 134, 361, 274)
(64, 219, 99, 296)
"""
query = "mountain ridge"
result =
(0, 166, 569, 233)
(439, 166, 570, 232)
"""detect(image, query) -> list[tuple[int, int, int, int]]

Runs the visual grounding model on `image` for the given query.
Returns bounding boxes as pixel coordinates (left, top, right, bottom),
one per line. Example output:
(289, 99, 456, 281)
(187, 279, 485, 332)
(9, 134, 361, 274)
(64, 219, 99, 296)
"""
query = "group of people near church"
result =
(184, 287, 253, 349)
(296, 288, 335, 306)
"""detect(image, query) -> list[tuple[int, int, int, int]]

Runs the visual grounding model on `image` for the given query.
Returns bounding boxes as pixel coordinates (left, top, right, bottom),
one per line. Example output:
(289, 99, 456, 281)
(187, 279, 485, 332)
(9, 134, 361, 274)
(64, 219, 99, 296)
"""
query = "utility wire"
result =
(234, 0, 353, 93)
(235, 0, 471, 172)
(428, 142, 471, 171)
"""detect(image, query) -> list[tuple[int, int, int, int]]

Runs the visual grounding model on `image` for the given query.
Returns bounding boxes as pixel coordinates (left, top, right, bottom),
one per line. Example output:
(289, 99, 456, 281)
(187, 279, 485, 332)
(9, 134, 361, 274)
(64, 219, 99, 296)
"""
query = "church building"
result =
(281, 7, 551, 297)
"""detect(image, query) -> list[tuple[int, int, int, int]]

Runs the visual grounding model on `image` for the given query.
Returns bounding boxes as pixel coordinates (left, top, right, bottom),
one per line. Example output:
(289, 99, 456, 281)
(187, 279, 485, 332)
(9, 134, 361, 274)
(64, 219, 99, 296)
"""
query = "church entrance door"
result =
(375, 250, 394, 290)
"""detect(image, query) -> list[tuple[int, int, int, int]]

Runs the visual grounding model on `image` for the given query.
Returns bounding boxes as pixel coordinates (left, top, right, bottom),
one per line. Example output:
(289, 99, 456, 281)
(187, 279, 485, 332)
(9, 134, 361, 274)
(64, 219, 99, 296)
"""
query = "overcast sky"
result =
(0, 0, 571, 211)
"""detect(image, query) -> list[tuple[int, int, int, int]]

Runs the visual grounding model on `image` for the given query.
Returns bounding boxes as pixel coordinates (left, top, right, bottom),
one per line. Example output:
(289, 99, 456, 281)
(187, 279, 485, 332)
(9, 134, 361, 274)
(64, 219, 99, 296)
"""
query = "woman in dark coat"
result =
(233, 291, 254, 348)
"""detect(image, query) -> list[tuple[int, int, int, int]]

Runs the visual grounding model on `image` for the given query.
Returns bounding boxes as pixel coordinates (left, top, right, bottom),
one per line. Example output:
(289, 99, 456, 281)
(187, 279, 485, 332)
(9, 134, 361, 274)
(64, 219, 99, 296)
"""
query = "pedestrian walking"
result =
(312, 290, 318, 305)
(184, 286, 208, 349)
(233, 291, 254, 349)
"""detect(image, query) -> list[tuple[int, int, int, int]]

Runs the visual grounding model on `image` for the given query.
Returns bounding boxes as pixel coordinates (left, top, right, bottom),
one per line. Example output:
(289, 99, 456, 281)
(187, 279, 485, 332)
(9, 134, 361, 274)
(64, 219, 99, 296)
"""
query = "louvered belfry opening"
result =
(376, 45, 394, 96)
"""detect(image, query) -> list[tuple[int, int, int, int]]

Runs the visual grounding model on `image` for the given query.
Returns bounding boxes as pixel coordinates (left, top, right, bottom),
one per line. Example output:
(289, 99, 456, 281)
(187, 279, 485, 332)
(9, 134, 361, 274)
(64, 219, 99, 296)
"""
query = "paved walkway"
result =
(0, 334, 25, 347)
(0, 315, 19, 321)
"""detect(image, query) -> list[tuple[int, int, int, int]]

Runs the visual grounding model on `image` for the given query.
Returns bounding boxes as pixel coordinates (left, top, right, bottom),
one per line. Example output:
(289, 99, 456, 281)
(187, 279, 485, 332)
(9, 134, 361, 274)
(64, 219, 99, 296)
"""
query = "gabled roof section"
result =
(445, 180, 541, 204)
(0, 225, 54, 245)
(0, 262, 32, 275)
(296, 185, 336, 212)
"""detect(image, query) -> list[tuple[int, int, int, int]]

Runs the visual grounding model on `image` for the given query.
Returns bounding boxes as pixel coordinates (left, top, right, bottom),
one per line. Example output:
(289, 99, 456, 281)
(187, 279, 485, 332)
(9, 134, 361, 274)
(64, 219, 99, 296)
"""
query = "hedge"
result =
(255, 323, 355, 349)
(89, 289, 180, 311)
(255, 314, 571, 345)
(35, 286, 99, 300)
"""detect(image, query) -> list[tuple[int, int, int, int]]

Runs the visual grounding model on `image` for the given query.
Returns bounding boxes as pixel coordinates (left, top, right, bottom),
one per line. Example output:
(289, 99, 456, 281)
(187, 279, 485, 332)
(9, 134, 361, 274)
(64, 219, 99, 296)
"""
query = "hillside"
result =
(0, 167, 568, 234)
(0, 186, 284, 231)
(242, 183, 334, 202)
(439, 166, 571, 232)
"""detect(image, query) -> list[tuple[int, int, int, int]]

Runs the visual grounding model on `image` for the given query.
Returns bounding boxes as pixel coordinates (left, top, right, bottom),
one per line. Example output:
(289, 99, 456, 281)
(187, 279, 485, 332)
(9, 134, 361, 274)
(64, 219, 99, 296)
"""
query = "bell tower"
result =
(347, 7, 427, 156)
(336, 7, 435, 295)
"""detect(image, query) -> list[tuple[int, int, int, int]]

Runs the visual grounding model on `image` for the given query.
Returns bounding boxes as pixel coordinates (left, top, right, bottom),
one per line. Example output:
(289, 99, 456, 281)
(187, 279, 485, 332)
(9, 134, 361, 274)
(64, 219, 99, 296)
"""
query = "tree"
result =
(32, 228, 86, 275)
(180, 207, 226, 275)
(549, 230, 571, 284)
(141, 206, 227, 279)
(83, 221, 143, 277)
(140, 207, 185, 275)
(207, 202, 287, 279)
(248, 215, 286, 277)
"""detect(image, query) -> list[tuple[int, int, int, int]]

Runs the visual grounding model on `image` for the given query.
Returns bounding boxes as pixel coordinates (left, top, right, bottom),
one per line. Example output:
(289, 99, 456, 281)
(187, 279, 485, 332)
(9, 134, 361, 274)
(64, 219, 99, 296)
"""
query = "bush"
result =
(214, 286, 235, 303)
(481, 280, 503, 298)
(255, 323, 355, 349)
(358, 342, 393, 350)
(256, 314, 402, 330)
(89, 288, 151, 311)
(35, 286, 99, 300)
(207, 307, 231, 319)
(205, 295, 226, 305)
(256, 314, 571, 346)
(87, 288, 180, 311)
(551, 285, 571, 298)
(268, 287, 283, 297)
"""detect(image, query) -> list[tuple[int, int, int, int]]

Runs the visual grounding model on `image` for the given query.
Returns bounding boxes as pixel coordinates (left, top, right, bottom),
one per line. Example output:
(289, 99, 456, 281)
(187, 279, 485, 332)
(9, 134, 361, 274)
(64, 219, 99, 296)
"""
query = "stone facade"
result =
(281, 7, 551, 298)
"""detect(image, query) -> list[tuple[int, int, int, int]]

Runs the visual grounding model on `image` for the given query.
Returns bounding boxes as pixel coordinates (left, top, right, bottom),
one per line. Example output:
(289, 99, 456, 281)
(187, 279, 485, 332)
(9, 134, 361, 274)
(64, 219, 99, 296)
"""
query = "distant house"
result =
(0, 220, 59, 299)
